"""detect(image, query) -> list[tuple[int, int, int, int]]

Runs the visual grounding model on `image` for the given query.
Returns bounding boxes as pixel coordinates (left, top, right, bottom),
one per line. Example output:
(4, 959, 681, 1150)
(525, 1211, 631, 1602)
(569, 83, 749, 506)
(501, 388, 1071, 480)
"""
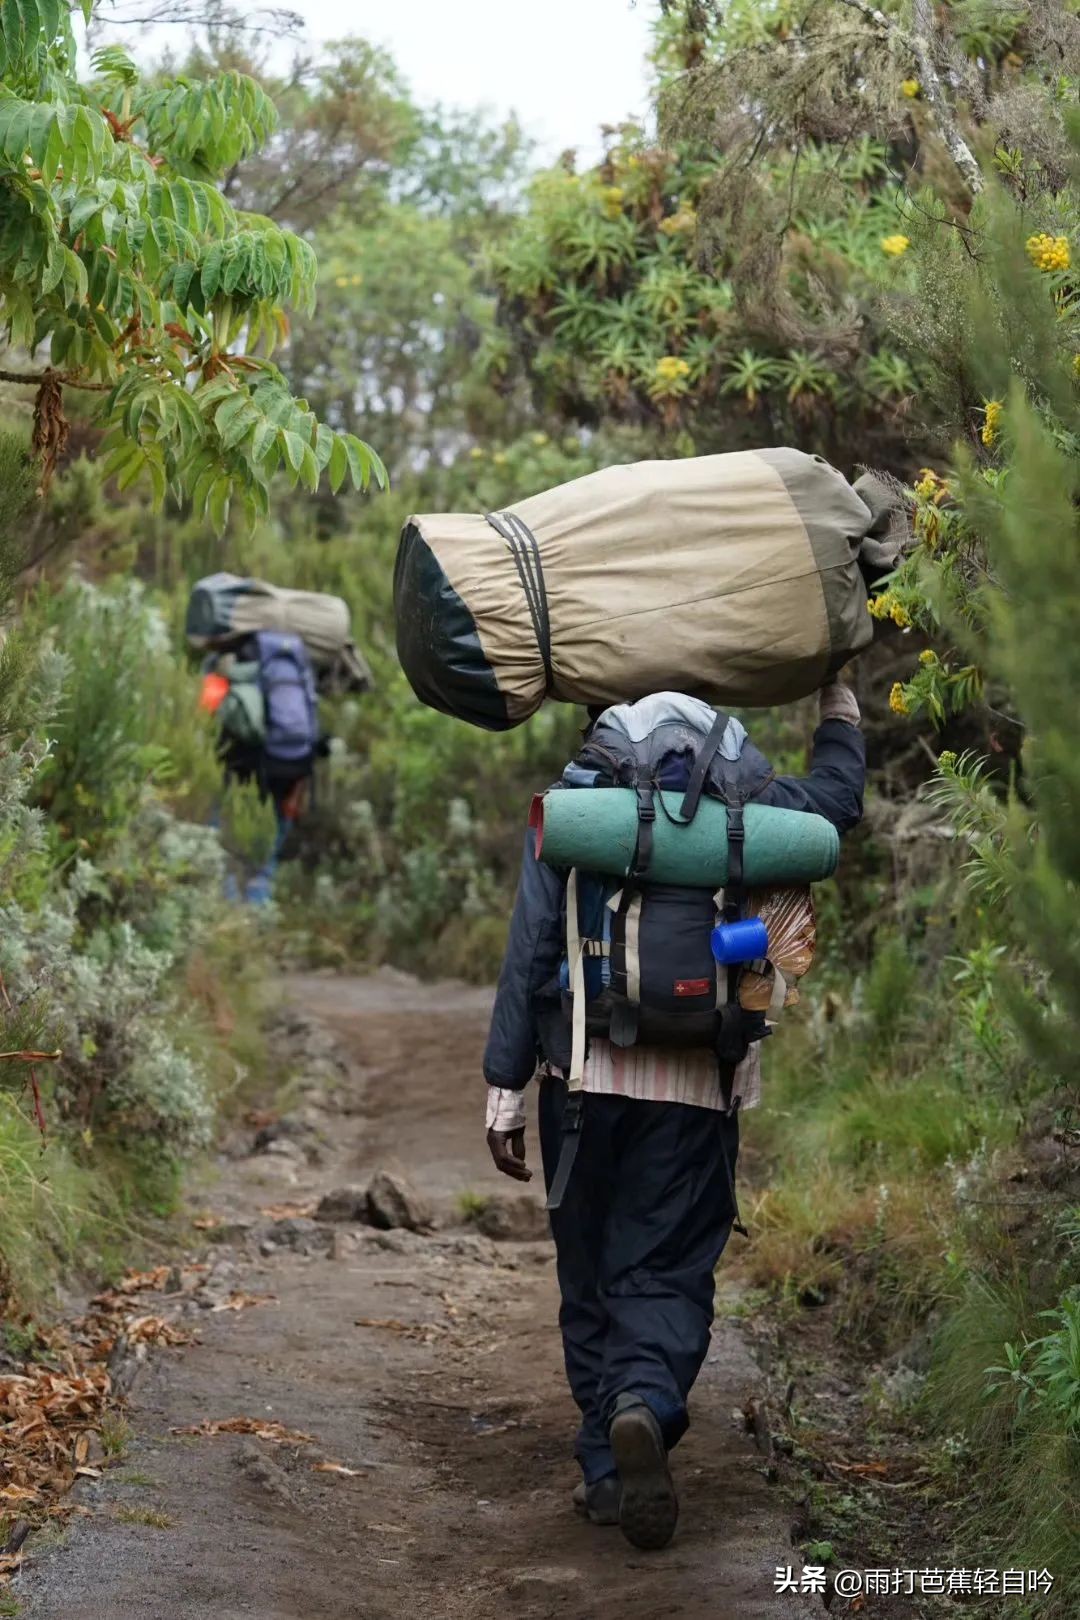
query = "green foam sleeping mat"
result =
(533, 788, 839, 887)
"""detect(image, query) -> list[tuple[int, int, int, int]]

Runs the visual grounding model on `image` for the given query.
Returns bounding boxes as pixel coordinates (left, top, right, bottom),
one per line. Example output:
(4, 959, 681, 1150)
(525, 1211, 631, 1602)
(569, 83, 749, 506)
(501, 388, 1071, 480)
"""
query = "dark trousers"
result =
(539, 1075, 740, 1484)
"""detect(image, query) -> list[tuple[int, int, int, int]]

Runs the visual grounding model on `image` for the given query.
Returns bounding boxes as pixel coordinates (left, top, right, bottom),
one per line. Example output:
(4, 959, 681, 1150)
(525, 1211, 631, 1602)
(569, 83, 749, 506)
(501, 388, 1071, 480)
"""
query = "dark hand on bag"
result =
(486, 1127, 532, 1182)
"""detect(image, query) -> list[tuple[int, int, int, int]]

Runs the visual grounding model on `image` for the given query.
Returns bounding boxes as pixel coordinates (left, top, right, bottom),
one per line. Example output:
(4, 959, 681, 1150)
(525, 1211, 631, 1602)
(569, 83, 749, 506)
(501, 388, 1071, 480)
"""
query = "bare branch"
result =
(834, 0, 984, 194)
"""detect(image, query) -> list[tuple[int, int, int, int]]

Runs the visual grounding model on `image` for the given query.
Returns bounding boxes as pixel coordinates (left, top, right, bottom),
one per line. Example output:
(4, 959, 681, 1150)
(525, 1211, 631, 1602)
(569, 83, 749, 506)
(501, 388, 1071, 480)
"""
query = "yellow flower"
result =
(469, 447, 485, 460)
(1026, 232, 1071, 273)
(492, 451, 508, 465)
(602, 185, 625, 217)
(901, 78, 920, 98)
(889, 682, 910, 716)
(938, 749, 957, 770)
(914, 468, 940, 499)
(655, 355, 691, 381)
(1072, 353, 1080, 379)
(334, 275, 349, 287)
(659, 207, 698, 236)
(890, 601, 912, 628)
(881, 234, 910, 257)
(868, 592, 892, 621)
(919, 648, 937, 666)
(350, 274, 363, 286)
(981, 398, 1003, 447)
(531, 432, 549, 446)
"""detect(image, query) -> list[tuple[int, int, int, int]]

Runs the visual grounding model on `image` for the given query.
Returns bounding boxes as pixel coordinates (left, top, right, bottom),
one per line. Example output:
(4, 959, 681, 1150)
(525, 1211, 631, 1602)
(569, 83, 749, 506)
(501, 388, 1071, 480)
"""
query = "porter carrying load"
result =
(394, 448, 900, 731)
(186, 573, 373, 693)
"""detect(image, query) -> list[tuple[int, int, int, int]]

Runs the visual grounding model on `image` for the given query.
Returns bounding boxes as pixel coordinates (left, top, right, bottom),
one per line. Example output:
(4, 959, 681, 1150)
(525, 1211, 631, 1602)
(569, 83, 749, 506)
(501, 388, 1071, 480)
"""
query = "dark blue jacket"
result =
(483, 717, 866, 1089)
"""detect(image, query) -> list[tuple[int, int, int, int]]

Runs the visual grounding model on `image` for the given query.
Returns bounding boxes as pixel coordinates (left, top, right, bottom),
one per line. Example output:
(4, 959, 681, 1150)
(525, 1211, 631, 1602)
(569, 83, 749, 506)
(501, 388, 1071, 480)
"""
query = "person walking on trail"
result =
(483, 681, 865, 1552)
(199, 628, 325, 904)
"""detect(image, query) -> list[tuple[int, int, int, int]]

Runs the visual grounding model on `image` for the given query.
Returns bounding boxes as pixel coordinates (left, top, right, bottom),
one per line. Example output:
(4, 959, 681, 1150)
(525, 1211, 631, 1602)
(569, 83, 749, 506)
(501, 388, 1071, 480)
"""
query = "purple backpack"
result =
(254, 630, 318, 764)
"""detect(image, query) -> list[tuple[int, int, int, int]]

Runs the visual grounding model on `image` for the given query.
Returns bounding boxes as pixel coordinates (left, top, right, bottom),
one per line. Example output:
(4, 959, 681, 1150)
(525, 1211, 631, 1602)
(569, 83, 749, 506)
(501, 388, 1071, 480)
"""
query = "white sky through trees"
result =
(88, 0, 658, 161)
(303, 0, 657, 158)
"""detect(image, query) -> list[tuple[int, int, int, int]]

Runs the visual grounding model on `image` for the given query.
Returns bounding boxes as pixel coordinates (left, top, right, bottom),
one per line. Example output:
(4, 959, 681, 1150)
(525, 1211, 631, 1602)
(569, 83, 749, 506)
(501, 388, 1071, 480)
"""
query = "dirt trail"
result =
(24, 972, 816, 1620)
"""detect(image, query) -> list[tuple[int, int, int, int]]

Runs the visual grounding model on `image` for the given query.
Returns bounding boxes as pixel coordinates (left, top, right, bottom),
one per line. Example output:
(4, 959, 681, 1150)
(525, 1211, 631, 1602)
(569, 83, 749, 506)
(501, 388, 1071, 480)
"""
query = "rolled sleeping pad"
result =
(532, 789, 839, 887)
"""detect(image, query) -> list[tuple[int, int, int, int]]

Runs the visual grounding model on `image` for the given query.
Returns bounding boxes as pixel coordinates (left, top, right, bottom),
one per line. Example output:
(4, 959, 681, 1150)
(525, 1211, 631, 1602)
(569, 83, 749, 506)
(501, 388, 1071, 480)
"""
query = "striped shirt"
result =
(485, 1040, 760, 1133)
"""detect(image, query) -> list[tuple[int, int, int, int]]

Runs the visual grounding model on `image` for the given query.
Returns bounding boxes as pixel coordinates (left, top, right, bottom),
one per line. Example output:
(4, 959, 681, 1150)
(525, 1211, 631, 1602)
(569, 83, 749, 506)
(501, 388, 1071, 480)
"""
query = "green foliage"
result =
(135, 69, 278, 178)
(0, 1091, 125, 1308)
(0, 31, 383, 522)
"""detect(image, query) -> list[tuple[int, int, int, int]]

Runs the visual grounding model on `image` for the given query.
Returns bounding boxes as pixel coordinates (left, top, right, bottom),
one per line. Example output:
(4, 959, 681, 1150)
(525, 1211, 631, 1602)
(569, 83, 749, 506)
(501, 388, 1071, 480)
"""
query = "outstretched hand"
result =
(486, 1127, 532, 1182)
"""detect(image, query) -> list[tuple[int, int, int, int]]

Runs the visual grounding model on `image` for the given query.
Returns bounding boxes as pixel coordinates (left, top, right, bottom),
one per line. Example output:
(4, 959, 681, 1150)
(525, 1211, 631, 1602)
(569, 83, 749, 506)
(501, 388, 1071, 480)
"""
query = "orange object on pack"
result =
(199, 672, 229, 713)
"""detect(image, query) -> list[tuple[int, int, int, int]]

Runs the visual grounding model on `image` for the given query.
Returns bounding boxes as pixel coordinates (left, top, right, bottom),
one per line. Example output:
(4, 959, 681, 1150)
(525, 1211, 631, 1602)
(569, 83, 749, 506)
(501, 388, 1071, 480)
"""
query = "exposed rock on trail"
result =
(21, 970, 816, 1619)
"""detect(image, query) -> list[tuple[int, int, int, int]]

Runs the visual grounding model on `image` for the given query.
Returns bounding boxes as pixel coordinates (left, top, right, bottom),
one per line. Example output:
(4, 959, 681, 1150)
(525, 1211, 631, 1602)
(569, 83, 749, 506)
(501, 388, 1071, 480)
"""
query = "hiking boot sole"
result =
(610, 1407, 678, 1551)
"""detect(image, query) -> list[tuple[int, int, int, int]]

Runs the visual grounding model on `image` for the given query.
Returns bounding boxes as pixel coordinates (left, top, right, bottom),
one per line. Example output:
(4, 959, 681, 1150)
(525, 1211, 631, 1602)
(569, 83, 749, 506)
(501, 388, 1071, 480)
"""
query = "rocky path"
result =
(23, 971, 816, 1620)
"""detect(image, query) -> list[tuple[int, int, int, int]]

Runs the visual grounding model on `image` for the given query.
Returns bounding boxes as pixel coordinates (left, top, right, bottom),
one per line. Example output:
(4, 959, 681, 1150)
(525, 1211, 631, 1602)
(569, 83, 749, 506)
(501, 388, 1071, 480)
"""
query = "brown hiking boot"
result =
(609, 1399, 678, 1551)
(572, 1475, 621, 1525)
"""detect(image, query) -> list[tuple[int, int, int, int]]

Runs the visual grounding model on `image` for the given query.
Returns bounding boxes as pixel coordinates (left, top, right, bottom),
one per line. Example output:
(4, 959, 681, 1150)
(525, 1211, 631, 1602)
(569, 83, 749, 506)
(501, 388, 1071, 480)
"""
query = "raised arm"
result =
(759, 683, 866, 835)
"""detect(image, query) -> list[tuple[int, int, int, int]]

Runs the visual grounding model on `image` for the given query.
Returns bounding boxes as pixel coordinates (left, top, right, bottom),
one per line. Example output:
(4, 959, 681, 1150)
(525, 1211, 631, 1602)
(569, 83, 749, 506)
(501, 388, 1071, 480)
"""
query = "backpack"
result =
(556, 690, 775, 1054)
(543, 693, 777, 1208)
(213, 630, 318, 777)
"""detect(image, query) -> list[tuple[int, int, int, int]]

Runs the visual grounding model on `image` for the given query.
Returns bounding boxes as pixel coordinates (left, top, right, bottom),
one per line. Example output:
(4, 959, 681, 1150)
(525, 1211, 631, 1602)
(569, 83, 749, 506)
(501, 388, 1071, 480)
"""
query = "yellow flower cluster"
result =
(889, 682, 910, 716)
(1073, 353, 1080, 379)
(469, 447, 485, 460)
(333, 273, 364, 288)
(938, 749, 957, 770)
(901, 78, 920, 98)
(531, 432, 549, 447)
(981, 398, 1003, 447)
(659, 207, 698, 237)
(869, 591, 912, 628)
(602, 185, 625, 217)
(919, 648, 938, 666)
(914, 467, 946, 500)
(1026, 233, 1071, 273)
(655, 355, 691, 382)
(881, 234, 910, 257)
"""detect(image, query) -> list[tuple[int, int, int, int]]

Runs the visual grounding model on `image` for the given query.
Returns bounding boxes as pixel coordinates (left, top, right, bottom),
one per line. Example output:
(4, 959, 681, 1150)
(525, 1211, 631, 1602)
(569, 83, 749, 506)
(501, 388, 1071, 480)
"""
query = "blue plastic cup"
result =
(711, 917, 768, 966)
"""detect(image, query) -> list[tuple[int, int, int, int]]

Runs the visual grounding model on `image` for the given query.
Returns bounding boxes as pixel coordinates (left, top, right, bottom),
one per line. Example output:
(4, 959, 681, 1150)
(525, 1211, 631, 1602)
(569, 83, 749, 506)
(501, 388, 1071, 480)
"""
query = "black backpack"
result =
(544, 694, 774, 1210)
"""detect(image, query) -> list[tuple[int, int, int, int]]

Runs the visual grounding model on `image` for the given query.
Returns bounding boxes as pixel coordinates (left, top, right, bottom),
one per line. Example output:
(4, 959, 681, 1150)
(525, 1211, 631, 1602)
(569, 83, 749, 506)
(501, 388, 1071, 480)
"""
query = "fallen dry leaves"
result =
(112, 1266, 173, 1295)
(259, 1201, 317, 1220)
(0, 1363, 111, 1519)
(123, 1316, 191, 1347)
(0, 1265, 202, 1560)
(354, 1315, 453, 1347)
(171, 1417, 315, 1446)
(209, 1292, 277, 1314)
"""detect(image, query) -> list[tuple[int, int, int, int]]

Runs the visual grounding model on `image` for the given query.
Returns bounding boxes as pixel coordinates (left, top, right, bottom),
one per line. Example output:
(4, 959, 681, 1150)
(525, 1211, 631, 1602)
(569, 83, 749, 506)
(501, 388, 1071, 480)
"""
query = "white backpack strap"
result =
(548, 867, 588, 1212)
(567, 867, 587, 1094)
(622, 891, 643, 1005)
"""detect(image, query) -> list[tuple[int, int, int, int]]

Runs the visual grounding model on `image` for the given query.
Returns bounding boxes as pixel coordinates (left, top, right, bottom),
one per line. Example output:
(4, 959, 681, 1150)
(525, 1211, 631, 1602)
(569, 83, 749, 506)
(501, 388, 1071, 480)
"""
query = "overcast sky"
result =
(96, 0, 659, 161)
(308, 0, 658, 157)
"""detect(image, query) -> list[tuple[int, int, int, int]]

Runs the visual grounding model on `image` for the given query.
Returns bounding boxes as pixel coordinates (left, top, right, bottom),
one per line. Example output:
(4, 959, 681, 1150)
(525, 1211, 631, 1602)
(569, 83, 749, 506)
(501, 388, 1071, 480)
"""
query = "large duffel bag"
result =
(394, 448, 901, 731)
(186, 573, 373, 693)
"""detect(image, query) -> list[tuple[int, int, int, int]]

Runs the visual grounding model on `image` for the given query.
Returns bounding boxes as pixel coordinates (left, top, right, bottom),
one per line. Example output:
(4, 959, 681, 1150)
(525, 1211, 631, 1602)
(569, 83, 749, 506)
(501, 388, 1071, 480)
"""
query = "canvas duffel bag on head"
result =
(186, 573, 373, 692)
(394, 448, 901, 732)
